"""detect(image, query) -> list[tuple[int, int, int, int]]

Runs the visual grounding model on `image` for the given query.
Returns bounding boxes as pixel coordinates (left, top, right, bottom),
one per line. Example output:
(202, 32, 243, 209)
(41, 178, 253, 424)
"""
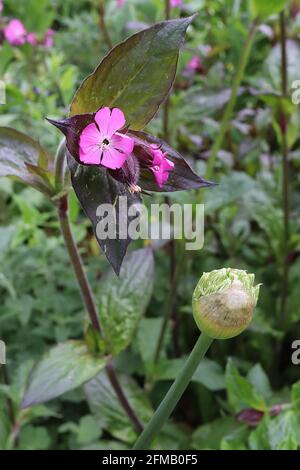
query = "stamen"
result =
(128, 183, 141, 194)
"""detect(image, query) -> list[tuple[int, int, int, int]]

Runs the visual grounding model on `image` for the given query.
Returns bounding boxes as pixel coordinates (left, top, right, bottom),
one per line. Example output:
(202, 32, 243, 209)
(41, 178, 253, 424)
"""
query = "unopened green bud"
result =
(192, 268, 260, 340)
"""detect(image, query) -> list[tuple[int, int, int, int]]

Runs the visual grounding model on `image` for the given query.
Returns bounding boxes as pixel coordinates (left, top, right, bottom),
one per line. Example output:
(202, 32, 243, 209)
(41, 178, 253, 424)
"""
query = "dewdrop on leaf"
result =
(192, 268, 260, 340)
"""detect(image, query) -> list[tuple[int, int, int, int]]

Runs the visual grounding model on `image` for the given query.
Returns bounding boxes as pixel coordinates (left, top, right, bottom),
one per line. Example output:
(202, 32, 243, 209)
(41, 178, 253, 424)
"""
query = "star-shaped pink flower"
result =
(79, 107, 134, 170)
(149, 145, 174, 187)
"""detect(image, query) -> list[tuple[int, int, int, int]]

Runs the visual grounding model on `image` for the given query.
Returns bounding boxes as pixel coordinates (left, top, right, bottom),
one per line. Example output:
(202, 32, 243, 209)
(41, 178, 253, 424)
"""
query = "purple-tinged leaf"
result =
(67, 152, 142, 275)
(70, 16, 196, 130)
(129, 131, 215, 192)
(0, 127, 54, 196)
(46, 114, 94, 164)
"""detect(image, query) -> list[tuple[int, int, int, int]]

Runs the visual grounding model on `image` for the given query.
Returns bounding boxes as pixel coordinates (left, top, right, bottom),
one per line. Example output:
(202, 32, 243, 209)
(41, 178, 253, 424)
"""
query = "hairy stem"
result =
(57, 196, 102, 332)
(134, 333, 213, 449)
(98, 2, 113, 50)
(279, 10, 290, 326)
(205, 19, 258, 179)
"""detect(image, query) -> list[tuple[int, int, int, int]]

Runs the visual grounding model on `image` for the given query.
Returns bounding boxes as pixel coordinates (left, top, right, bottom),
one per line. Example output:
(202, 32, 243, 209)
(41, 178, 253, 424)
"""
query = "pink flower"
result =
(149, 145, 174, 187)
(43, 28, 54, 48)
(170, 0, 183, 8)
(117, 0, 126, 7)
(79, 107, 134, 170)
(27, 32, 38, 46)
(0, 1, 3, 13)
(4, 19, 27, 46)
(187, 56, 201, 71)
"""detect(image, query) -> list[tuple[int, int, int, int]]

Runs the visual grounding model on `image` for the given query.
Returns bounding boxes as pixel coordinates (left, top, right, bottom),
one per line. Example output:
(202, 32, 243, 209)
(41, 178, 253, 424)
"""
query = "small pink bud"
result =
(270, 404, 282, 417)
(27, 32, 38, 46)
(43, 28, 54, 48)
(236, 408, 264, 427)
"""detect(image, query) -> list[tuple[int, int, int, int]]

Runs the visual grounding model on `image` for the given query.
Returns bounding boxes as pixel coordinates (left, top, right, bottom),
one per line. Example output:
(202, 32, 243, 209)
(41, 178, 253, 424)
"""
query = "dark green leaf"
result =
(98, 248, 154, 355)
(85, 370, 152, 443)
(0, 127, 53, 196)
(22, 340, 107, 407)
(250, 0, 287, 20)
(131, 131, 215, 192)
(247, 364, 272, 400)
(225, 360, 267, 412)
(192, 417, 238, 450)
(67, 152, 142, 274)
(268, 412, 300, 450)
(158, 357, 225, 391)
(70, 16, 195, 130)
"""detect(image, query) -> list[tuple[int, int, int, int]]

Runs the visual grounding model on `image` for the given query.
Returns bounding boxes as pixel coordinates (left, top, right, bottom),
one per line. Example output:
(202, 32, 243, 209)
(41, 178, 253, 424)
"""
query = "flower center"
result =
(153, 165, 160, 171)
(101, 138, 110, 149)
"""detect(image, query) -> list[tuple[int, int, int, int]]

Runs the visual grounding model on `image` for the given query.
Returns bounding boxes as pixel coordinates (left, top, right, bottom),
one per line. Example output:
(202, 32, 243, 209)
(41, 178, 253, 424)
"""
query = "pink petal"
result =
(107, 108, 126, 136)
(101, 147, 128, 170)
(80, 122, 101, 149)
(110, 133, 134, 156)
(94, 107, 112, 137)
(153, 169, 168, 188)
(79, 123, 101, 164)
(162, 157, 174, 171)
(80, 146, 101, 165)
(95, 107, 126, 138)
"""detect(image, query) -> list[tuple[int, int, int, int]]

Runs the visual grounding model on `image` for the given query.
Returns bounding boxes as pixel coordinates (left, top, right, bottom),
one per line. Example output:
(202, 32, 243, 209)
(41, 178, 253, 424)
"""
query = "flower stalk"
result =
(134, 333, 213, 449)
(279, 10, 290, 326)
(98, 1, 113, 50)
(205, 19, 258, 180)
(134, 268, 260, 449)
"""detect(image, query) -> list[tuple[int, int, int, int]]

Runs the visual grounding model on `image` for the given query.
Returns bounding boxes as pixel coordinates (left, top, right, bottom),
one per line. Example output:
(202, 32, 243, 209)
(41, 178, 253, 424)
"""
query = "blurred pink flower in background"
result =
(0, 0, 3, 13)
(4, 19, 27, 46)
(43, 28, 54, 48)
(170, 0, 183, 8)
(187, 56, 202, 71)
(186, 56, 206, 75)
(27, 32, 38, 46)
(117, 0, 126, 7)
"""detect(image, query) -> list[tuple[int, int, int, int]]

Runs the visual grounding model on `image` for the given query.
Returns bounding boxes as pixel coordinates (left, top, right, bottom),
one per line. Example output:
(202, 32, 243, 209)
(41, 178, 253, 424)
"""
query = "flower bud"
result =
(192, 268, 260, 339)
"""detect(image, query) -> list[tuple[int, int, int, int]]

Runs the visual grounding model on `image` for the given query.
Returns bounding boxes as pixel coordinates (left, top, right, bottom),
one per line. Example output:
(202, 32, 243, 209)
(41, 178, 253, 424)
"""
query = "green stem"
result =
(98, 2, 113, 50)
(279, 10, 290, 327)
(163, 0, 171, 142)
(154, 254, 182, 362)
(133, 333, 213, 449)
(54, 138, 66, 192)
(165, 0, 171, 20)
(205, 19, 258, 180)
(1, 365, 15, 426)
(154, 0, 179, 363)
